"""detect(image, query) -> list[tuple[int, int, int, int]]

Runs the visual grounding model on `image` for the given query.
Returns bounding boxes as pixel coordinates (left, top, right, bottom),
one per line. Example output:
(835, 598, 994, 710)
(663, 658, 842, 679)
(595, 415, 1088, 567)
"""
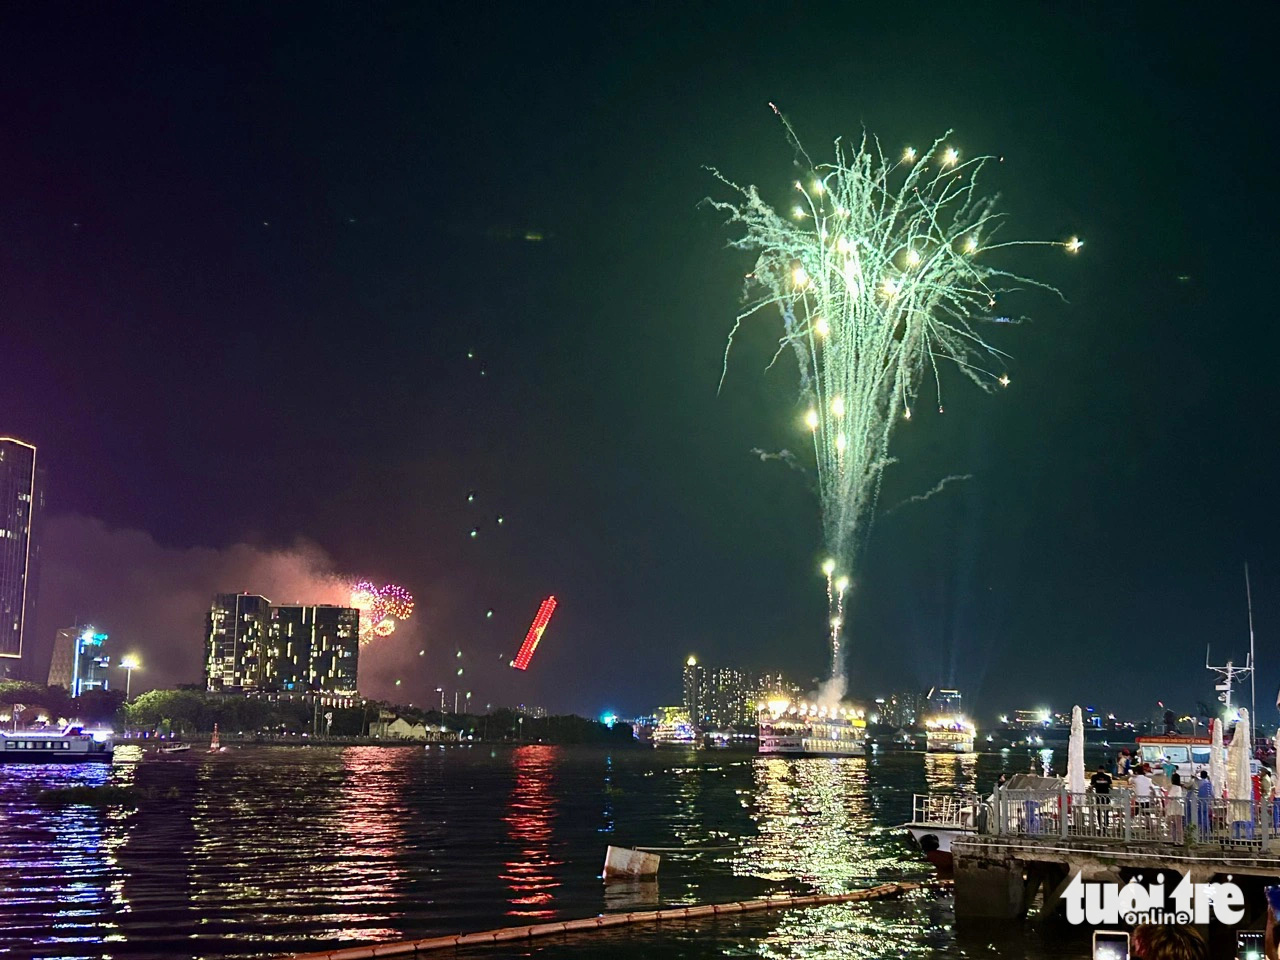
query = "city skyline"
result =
(3, 6, 1279, 720)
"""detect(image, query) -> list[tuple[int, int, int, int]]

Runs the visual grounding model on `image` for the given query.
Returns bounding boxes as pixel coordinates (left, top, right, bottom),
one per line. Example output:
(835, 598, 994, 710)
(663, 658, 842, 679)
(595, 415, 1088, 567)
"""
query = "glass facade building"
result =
(0, 437, 41, 667)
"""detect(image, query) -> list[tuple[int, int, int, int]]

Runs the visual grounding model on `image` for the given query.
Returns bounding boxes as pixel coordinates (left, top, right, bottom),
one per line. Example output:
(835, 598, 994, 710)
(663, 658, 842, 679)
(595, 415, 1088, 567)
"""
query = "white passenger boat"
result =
(0, 725, 114, 763)
(924, 716, 976, 753)
(901, 792, 980, 872)
(758, 700, 867, 757)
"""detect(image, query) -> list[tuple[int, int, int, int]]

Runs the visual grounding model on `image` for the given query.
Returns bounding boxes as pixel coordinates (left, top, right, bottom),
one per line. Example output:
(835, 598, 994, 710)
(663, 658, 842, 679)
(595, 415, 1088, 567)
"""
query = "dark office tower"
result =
(266, 604, 360, 696)
(0, 437, 41, 671)
(205, 593, 271, 691)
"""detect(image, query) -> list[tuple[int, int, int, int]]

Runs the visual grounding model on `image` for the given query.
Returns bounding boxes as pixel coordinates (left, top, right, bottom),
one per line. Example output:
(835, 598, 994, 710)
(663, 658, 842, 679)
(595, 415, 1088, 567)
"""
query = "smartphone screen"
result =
(1237, 930, 1265, 959)
(1093, 930, 1129, 960)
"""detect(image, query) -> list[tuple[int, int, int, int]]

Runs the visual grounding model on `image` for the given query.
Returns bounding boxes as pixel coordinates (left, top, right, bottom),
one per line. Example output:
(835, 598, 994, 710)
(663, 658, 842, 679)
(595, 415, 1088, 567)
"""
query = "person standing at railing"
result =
(1090, 764, 1112, 828)
(1165, 772, 1185, 842)
(1134, 764, 1155, 810)
(1195, 770, 1213, 834)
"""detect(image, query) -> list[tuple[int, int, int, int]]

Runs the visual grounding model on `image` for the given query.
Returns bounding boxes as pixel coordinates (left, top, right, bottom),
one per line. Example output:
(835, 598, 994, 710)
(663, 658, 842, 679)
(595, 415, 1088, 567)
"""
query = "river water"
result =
(0, 744, 1092, 959)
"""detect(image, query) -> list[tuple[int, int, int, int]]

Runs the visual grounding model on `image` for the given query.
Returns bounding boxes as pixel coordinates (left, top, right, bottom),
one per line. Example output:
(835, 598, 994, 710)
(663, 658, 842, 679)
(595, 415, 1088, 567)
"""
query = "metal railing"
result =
(992, 787, 1280, 851)
(912, 792, 981, 828)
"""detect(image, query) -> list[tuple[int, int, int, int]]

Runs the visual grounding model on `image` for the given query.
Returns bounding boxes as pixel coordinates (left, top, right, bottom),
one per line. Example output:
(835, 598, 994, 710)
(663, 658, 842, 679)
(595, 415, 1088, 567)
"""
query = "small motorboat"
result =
(159, 741, 191, 755)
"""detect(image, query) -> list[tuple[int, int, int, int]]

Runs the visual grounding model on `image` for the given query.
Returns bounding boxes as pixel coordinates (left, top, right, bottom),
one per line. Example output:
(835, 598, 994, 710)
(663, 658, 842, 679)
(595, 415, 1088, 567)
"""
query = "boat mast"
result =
(1246, 562, 1257, 746)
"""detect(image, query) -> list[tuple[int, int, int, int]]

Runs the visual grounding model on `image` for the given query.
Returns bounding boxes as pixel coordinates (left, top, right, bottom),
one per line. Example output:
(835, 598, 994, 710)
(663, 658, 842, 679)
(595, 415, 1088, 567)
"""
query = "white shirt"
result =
(1133, 773, 1153, 798)
(1166, 783, 1184, 801)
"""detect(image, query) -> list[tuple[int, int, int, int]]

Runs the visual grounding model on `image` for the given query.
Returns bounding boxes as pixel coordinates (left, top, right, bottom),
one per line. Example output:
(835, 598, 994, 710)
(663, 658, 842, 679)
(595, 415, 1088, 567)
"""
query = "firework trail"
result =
(883, 474, 973, 516)
(350, 580, 415, 644)
(709, 113, 1078, 699)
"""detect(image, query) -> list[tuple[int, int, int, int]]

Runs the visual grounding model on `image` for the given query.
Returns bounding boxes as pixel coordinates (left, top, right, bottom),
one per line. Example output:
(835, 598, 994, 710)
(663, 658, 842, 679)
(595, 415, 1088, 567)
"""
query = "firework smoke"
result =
(711, 114, 1075, 698)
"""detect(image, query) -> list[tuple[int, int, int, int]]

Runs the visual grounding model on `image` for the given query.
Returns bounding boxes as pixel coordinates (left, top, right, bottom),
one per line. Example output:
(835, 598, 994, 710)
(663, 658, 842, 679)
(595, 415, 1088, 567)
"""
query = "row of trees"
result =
(0, 681, 124, 725)
(1, 681, 637, 745)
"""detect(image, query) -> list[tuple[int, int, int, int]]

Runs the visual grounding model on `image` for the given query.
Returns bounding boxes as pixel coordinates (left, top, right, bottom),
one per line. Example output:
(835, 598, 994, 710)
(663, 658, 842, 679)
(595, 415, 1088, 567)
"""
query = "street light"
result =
(119, 655, 140, 700)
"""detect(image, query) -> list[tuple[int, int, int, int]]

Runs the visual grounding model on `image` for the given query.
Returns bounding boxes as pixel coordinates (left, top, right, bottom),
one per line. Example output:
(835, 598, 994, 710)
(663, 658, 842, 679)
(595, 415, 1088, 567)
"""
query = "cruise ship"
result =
(924, 716, 976, 753)
(758, 699, 867, 757)
(0, 725, 115, 763)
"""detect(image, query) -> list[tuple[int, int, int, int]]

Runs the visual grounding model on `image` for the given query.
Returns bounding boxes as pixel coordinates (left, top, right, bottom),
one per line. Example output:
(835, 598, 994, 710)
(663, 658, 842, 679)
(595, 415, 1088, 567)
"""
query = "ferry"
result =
(757, 700, 867, 757)
(651, 719, 698, 748)
(0, 725, 115, 763)
(924, 716, 976, 753)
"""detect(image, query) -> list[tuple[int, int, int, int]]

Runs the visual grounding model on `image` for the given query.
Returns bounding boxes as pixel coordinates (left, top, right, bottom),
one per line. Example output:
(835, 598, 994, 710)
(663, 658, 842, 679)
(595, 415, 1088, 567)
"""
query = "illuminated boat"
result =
(651, 719, 698, 748)
(924, 716, 976, 753)
(0, 725, 114, 763)
(757, 699, 867, 757)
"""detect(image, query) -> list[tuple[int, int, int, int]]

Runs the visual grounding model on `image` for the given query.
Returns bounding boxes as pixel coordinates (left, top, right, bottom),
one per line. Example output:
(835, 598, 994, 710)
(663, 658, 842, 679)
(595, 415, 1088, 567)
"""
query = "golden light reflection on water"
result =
(757, 891, 954, 959)
(502, 745, 562, 918)
(922, 751, 979, 793)
(332, 747, 409, 941)
(736, 757, 927, 895)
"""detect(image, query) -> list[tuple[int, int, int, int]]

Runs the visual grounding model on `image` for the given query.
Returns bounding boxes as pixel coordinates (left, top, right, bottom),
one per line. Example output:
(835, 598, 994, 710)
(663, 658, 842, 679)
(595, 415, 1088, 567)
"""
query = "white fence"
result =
(992, 787, 1280, 849)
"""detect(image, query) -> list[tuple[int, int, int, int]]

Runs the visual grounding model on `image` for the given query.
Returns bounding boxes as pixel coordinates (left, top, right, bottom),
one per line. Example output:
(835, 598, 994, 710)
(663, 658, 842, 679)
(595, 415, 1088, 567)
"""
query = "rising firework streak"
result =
(511, 596, 558, 671)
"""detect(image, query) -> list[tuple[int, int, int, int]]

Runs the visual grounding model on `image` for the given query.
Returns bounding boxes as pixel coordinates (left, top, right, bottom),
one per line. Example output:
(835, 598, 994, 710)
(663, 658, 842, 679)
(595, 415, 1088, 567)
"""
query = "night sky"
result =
(2, 4, 1276, 722)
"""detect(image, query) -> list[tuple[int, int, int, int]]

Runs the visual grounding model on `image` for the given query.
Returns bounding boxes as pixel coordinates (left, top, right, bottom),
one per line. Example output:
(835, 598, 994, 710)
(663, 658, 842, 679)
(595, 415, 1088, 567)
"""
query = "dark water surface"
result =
(0, 744, 1090, 959)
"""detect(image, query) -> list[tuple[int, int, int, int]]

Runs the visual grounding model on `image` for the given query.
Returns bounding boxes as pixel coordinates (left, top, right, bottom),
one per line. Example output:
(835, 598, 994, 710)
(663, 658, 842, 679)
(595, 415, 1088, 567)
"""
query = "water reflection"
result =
(922, 751, 979, 793)
(334, 748, 410, 942)
(502, 745, 562, 917)
(0, 760, 134, 959)
(737, 757, 922, 894)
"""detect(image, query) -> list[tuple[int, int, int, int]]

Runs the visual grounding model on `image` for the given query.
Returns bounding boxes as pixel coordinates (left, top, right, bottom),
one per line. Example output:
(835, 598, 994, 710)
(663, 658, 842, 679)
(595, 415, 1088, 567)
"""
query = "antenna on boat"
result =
(1207, 641, 1253, 724)
(1246, 562, 1257, 746)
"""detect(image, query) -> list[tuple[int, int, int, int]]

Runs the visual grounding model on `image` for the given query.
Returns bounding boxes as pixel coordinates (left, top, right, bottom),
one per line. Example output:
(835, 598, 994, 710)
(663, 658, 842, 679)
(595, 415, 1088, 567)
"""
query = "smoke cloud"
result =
(32, 515, 424, 699)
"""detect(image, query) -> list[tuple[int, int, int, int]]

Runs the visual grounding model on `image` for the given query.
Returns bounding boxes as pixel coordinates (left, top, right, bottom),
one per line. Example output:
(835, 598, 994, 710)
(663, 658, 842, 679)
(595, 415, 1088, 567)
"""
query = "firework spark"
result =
(350, 580, 415, 644)
(710, 115, 1074, 698)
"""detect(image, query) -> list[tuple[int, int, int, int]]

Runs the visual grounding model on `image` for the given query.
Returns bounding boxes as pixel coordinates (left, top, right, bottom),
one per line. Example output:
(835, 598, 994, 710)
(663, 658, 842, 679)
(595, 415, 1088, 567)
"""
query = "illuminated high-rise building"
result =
(682, 655, 707, 726)
(0, 437, 42, 670)
(206, 594, 359, 695)
(709, 667, 754, 727)
(266, 604, 360, 696)
(206, 593, 271, 691)
(47, 625, 111, 696)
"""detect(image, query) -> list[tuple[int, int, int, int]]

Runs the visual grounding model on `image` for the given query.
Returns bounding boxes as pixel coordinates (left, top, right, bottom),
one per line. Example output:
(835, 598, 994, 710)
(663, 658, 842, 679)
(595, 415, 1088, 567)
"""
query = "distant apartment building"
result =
(682, 656, 707, 725)
(680, 656, 802, 729)
(877, 690, 926, 728)
(47, 626, 78, 689)
(267, 604, 360, 694)
(927, 687, 964, 717)
(0, 437, 42, 672)
(205, 593, 359, 696)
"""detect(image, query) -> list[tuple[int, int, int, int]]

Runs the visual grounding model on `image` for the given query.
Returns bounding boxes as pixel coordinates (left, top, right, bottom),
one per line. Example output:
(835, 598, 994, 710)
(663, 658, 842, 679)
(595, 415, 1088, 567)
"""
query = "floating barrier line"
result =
(631, 845, 740, 852)
(283, 881, 948, 960)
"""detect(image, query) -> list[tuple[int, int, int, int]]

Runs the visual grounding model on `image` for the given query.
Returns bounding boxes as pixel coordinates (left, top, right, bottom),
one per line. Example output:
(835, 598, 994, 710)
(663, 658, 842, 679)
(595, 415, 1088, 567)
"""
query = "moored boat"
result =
(0, 725, 114, 763)
(900, 792, 980, 872)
